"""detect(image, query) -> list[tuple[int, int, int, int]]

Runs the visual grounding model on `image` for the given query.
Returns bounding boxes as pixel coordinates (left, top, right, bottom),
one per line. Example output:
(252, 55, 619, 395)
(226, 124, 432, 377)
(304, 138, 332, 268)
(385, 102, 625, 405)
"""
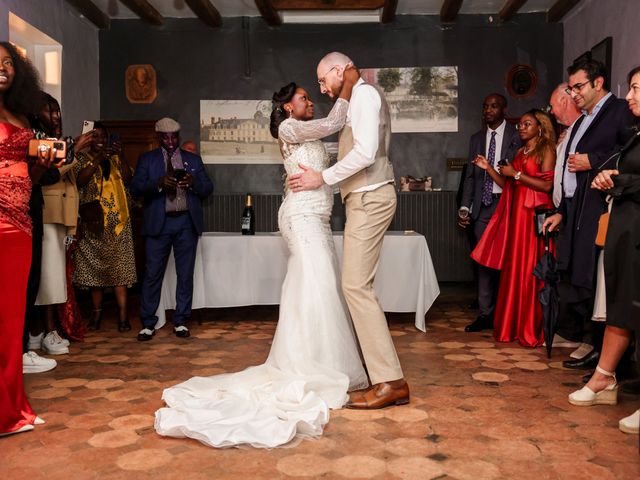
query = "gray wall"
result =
(0, 0, 100, 137)
(99, 14, 563, 194)
(563, 0, 637, 97)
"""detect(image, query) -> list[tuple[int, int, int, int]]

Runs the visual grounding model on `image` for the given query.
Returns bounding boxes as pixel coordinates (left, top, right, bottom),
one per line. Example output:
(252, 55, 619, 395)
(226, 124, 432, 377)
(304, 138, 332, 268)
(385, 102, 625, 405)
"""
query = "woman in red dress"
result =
(0, 42, 59, 436)
(471, 110, 556, 347)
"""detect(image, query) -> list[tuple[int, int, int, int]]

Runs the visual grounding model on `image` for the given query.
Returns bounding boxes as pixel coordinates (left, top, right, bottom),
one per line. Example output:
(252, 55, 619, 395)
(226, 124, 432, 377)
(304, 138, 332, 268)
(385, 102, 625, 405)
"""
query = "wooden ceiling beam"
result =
(381, 0, 398, 24)
(185, 0, 222, 27)
(498, 0, 528, 22)
(271, 0, 385, 9)
(64, 0, 110, 29)
(440, 0, 464, 22)
(547, 0, 581, 22)
(119, 0, 164, 26)
(255, 0, 282, 26)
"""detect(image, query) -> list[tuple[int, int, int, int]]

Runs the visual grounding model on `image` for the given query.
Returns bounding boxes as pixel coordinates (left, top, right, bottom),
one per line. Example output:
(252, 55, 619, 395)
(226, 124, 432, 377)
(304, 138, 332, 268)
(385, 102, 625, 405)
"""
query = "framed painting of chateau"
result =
(200, 100, 280, 164)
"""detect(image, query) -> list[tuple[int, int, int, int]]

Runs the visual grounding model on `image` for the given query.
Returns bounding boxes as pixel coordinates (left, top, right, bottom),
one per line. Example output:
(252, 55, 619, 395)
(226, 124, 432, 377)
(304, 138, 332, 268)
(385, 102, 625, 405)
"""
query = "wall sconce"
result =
(44, 50, 60, 86)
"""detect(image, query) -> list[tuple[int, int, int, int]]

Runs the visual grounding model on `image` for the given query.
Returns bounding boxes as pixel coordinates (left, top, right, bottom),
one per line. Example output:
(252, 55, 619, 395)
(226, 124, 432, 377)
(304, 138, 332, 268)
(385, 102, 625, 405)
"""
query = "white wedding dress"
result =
(155, 99, 368, 448)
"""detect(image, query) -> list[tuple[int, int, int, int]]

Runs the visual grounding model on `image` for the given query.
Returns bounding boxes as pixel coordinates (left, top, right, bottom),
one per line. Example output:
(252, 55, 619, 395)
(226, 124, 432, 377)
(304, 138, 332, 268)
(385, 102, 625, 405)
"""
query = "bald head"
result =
(317, 52, 352, 72)
(549, 83, 581, 127)
(316, 51, 354, 100)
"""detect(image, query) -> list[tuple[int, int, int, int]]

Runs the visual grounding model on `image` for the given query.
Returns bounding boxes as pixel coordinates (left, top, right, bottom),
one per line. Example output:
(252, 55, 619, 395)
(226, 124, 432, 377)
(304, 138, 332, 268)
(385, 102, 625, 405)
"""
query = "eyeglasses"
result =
(564, 81, 590, 95)
(318, 66, 337, 86)
(516, 121, 535, 130)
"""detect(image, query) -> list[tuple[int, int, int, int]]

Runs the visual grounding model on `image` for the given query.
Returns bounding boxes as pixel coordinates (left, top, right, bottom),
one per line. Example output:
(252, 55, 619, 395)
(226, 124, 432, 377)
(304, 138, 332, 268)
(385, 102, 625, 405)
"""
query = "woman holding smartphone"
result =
(73, 123, 137, 333)
(0, 42, 60, 436)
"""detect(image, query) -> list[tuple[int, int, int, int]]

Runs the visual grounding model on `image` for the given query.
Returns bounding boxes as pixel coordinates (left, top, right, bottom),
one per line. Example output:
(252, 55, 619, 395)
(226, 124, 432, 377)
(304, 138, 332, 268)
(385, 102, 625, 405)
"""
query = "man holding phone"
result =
(458, 94, 521, 332)
(130, 117, 213, 341)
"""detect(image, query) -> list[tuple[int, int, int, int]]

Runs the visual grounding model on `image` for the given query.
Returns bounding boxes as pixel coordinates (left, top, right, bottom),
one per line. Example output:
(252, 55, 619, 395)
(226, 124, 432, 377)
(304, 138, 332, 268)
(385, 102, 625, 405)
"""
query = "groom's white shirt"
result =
(322, 78, 392, 192)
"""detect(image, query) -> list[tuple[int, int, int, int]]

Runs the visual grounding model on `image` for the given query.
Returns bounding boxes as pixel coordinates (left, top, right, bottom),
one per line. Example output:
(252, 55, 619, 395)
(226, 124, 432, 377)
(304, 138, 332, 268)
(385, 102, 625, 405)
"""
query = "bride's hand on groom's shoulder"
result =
(343, 64, 359, 85)
(288, 164, 324, 192)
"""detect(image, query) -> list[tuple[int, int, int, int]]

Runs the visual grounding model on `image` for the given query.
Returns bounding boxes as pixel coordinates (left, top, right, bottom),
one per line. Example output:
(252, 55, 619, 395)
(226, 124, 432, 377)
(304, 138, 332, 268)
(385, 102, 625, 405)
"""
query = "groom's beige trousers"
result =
(342, 183, 404, 385)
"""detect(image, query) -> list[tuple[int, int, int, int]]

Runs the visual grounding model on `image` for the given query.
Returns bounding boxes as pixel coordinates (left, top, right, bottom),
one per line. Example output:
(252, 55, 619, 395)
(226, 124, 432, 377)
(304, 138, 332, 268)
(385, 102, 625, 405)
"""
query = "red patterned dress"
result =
(0, 122, 38, 434)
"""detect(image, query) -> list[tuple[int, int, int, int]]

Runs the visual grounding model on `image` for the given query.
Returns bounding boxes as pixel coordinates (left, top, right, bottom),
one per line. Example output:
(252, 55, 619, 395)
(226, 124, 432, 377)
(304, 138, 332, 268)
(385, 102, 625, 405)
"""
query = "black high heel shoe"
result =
(88, 309, 102, 330)
(118, 317, 132, 332)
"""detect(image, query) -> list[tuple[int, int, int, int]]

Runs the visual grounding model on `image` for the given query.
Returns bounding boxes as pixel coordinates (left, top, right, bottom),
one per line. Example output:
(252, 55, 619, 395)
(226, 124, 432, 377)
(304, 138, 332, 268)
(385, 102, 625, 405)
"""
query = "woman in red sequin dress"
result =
(0, 42, 58, 436)
(471, 110, 557, 347)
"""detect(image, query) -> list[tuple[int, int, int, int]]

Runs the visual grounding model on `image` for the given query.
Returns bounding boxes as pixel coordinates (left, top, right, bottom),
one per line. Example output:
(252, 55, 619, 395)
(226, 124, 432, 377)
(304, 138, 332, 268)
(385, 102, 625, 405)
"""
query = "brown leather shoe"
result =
(346, 379, 410, 409)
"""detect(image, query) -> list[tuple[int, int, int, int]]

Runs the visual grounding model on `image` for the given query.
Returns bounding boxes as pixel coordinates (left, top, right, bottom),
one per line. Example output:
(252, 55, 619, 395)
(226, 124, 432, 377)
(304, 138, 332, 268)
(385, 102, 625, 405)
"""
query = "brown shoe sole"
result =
(346, 396, 410, 410)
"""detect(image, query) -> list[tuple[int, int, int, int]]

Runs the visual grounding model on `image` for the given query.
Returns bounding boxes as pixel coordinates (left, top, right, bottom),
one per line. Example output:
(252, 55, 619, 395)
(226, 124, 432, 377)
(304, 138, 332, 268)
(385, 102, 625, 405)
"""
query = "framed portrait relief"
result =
(125, 64, 157, 104)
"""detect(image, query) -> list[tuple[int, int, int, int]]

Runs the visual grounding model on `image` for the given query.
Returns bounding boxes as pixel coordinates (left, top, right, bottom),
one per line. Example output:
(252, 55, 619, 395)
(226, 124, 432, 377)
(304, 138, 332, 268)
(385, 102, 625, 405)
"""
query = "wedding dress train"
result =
(155, 99, 368, 448)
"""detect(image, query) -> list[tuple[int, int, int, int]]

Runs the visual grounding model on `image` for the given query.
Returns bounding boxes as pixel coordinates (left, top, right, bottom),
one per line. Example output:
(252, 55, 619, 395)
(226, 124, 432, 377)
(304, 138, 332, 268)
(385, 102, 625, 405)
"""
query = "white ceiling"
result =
(90, 0, 561, 20)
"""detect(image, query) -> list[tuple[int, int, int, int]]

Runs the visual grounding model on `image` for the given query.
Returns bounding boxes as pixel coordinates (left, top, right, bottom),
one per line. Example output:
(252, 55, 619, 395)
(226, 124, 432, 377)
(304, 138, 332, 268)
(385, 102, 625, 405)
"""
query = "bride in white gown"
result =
(155, 74, 368, 448)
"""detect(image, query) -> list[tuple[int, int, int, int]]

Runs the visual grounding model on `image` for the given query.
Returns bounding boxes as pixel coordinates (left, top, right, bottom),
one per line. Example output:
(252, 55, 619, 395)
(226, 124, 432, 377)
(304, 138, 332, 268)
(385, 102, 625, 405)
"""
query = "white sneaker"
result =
(619, 409, 640, 435)
(42, 331, 69, 355)
(51, 331, 70, 347)
(23, 351, 57, 373)
(570, 343, 594, 359)
(28, 332, 44, 350)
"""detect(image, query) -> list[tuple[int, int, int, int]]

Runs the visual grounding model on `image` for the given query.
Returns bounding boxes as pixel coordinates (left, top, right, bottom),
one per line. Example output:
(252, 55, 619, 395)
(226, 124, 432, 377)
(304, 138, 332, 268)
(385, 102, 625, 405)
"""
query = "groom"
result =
(289, 52, 409, 409)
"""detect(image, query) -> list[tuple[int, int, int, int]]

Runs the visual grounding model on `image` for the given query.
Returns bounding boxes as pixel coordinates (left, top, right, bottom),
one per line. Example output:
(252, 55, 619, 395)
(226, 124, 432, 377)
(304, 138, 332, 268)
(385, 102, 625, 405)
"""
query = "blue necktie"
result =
(481, 131, 497, 206)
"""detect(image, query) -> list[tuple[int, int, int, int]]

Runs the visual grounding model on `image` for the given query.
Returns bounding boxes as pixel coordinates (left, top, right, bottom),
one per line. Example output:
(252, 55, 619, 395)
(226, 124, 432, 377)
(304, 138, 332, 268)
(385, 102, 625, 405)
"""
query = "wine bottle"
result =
(241, 193, 255, 235)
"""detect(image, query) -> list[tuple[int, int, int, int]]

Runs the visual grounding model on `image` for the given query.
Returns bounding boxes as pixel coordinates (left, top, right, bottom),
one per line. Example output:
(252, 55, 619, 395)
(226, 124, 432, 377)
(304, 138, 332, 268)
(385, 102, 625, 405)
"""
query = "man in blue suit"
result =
(130, 118, 213, 341)
(459, 94, 521, 332)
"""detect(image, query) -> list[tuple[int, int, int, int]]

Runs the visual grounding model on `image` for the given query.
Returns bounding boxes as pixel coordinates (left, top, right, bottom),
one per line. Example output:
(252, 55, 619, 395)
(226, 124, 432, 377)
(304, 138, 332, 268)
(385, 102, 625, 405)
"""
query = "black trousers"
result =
(472, 199, 501, 318)
(22, 218, 43, 354)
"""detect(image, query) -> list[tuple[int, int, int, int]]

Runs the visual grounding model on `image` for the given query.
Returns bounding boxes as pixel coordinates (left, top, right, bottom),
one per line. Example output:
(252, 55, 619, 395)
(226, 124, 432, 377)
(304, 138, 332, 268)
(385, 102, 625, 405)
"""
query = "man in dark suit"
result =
(459, 94, 521, 332)
(130, 118, 213, 341)
(544, 59, 635, 368)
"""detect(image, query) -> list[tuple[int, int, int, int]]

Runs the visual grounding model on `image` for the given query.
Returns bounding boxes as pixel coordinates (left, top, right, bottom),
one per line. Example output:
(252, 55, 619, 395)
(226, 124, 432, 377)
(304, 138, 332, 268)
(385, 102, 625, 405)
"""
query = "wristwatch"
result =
(514, 171, 522, 181)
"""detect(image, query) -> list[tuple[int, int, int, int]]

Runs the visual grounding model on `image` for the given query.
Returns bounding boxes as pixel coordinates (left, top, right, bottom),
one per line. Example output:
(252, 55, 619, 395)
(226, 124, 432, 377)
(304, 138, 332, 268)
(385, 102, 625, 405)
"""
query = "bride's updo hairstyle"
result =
(270, 82, 297, 139)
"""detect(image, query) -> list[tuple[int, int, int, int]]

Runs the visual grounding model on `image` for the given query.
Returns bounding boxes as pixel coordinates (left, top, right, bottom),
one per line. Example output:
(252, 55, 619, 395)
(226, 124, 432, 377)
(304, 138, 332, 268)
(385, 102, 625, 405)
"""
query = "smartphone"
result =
(81, 120, 94, 135)
(108, 132, 121, 146)
(173, 168, 186, 181)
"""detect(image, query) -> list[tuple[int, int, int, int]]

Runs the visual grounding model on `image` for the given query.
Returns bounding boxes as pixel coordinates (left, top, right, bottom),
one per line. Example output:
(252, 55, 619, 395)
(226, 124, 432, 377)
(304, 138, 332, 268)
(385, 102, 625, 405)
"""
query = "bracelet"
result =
(514, 171, 522, 181)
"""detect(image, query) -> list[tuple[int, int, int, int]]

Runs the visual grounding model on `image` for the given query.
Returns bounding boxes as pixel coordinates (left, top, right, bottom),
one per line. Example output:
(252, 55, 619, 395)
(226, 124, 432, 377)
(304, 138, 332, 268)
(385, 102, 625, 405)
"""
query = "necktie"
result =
(481, 131, 497, 206)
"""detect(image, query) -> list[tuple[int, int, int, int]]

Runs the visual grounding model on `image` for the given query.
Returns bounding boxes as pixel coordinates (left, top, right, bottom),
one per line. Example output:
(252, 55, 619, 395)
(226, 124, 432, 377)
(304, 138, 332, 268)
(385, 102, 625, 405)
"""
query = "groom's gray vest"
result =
(337, 82, 395, 201)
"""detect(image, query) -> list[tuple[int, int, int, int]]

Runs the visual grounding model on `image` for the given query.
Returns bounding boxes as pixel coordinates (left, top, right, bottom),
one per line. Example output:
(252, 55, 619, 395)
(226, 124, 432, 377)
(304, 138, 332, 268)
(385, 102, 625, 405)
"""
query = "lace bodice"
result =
(278, 98, 348, 174)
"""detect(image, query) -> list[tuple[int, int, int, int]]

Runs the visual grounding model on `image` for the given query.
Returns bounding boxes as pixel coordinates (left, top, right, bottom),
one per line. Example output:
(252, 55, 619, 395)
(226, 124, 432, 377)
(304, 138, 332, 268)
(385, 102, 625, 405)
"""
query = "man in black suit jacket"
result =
(544, 59, 635, 368)
(459, 94, 521, 332)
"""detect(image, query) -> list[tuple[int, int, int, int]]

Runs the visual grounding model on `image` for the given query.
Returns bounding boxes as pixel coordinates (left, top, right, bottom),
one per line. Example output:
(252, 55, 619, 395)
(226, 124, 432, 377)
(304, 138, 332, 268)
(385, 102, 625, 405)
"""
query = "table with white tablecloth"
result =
(156, 231, 440, 332)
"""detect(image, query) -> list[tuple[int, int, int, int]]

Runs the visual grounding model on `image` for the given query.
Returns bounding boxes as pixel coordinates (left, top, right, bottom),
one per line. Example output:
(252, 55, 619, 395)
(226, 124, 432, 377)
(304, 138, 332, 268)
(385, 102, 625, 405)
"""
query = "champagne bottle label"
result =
(241, 216, 251, 230)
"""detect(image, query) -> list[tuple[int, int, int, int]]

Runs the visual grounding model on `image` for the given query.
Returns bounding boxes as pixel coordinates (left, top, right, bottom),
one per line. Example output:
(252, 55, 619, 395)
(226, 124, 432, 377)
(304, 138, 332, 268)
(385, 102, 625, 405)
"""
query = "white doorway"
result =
(8, 12, 62, 105)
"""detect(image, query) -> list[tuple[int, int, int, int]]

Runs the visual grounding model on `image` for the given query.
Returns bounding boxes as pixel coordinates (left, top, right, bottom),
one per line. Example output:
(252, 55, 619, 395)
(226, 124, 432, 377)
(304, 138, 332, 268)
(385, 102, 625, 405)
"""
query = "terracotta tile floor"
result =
(2, 292, 639, 479)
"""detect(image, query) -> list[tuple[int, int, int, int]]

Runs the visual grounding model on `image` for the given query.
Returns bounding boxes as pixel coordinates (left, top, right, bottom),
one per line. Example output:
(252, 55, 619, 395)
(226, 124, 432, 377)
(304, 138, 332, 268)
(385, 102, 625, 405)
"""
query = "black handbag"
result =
(79, 175, 104, 236)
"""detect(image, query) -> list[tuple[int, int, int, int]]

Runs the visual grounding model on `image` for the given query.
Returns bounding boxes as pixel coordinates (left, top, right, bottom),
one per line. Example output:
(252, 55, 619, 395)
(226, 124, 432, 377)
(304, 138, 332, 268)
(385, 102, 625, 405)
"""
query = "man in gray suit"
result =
(459, 94, 521, 332)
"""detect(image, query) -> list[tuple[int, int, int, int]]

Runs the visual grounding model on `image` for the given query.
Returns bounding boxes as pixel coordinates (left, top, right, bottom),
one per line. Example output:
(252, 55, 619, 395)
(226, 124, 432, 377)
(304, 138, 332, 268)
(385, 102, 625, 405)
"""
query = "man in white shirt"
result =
(289, 52, 408, 409)
(458, 94, 521, 332)
(549, 83, 583, 208)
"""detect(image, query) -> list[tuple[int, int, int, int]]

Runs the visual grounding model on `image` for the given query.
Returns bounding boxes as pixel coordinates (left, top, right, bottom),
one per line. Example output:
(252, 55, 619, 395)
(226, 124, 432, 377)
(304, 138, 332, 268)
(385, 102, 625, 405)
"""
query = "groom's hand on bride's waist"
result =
(288, 164, 325, 192)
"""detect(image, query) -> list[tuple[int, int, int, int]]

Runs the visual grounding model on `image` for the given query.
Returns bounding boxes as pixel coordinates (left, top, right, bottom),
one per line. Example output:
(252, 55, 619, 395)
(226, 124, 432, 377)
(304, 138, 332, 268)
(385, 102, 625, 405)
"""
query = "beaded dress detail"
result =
(0, 124, 34, 236)
(155, 99, 368, 449)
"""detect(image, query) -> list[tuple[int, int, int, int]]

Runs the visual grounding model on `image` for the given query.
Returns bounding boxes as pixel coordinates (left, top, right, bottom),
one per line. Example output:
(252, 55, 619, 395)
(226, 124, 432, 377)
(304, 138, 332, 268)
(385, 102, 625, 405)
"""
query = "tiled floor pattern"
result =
(2, 296, 639, 479)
